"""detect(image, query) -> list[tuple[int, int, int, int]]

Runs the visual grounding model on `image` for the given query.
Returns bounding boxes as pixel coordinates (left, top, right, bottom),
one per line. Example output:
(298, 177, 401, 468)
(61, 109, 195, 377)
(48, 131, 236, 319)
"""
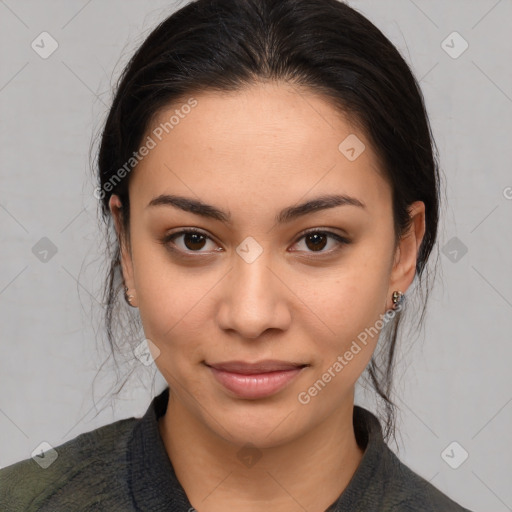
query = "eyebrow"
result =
(146, 193, 366, 224)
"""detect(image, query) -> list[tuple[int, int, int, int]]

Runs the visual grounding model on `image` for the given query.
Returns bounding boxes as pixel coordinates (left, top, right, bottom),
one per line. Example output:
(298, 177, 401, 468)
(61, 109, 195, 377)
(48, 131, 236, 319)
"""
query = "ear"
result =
(109, 194, 137, 307)
(387, 201, 426, 307)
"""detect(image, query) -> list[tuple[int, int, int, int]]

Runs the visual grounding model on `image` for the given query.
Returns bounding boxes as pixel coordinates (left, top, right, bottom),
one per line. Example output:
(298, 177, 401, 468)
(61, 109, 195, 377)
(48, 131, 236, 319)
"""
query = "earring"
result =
(124, 286, 136, 307)
(392, 290, 404, 310)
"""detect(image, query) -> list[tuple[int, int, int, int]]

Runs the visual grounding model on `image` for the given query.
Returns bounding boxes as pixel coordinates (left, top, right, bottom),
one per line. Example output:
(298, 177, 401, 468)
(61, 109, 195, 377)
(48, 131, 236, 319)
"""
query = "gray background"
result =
(1, 0, 511, 510)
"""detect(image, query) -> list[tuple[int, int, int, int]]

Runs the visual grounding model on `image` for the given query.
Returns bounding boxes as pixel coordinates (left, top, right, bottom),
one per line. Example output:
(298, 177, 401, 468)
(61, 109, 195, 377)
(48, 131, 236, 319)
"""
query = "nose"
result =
(216, 250, 291, 340)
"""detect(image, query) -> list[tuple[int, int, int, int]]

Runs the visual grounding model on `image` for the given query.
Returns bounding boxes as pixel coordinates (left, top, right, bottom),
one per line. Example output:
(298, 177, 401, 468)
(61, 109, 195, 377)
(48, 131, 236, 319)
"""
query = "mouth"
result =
(204, 360, 309, 399)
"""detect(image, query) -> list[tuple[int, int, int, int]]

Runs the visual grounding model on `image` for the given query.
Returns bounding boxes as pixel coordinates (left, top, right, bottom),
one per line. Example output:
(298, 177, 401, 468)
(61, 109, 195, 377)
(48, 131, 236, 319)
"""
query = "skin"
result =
(109, 81, 425, 512)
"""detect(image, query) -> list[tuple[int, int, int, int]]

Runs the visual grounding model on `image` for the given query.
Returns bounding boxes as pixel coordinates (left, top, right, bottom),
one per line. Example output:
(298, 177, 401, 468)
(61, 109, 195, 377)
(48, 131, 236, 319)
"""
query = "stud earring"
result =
(124, 286, 136, 307)
(392, 290, 404, 310)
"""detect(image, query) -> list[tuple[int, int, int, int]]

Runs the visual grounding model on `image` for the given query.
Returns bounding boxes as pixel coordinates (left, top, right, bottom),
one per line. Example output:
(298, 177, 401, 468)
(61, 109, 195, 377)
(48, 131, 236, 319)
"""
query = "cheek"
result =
(304, 246, 392, 377)
(130, 240, 177, 324)
(131, 240, 219, 370)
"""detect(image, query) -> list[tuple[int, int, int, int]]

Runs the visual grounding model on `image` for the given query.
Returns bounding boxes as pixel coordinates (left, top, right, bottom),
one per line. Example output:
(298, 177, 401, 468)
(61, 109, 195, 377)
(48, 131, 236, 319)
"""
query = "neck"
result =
(158, 391, 364, 512)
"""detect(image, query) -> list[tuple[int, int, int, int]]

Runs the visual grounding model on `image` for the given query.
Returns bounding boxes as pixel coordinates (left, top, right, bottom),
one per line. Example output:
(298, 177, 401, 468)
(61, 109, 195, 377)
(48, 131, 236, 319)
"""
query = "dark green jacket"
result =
(0, 387, 473, 511)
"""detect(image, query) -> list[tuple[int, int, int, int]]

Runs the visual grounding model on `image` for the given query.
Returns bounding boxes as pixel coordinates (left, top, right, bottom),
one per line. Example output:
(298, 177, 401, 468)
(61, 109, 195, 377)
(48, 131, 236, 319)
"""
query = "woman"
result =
(0, 0, 474, 510)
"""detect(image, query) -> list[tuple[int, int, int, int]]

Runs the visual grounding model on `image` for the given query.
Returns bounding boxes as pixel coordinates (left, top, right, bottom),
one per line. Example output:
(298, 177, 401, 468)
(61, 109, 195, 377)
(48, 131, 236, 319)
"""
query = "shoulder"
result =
(380, 447, 473, 511)
(0, 416, 138, 512)
(346, 406, 474, 512)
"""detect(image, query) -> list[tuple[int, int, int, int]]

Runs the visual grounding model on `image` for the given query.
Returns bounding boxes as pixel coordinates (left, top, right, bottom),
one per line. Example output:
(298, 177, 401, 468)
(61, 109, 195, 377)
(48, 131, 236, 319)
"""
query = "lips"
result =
(206, 360, 307, 374)
(205, 360, 309, 399)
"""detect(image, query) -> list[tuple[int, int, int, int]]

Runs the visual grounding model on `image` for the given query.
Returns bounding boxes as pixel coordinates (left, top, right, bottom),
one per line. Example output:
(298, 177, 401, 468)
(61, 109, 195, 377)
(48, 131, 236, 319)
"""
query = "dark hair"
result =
(95, 0, 441, 442)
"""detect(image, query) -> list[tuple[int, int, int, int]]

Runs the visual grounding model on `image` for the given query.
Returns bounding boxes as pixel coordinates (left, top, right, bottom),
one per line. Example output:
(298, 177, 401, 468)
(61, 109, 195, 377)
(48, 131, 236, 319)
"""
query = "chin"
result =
(203, 395, 309, 448)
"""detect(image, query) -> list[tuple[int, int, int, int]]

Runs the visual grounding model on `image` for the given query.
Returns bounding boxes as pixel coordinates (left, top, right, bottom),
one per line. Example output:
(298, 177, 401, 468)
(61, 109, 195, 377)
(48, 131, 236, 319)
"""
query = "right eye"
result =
(159, 228, 222, 255)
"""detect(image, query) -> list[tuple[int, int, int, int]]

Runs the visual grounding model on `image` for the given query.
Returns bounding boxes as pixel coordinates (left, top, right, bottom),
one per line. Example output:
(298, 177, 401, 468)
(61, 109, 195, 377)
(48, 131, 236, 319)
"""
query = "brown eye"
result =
(304, 232, 328, 252)
(161, 229, 219, 254)
(182, 232, 207, 251)
(292, 229, 350, 254)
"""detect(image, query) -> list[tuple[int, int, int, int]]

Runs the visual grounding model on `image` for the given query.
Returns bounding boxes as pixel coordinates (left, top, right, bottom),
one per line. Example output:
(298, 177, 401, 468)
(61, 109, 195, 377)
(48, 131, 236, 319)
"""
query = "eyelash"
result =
(159, 227, 350, 257)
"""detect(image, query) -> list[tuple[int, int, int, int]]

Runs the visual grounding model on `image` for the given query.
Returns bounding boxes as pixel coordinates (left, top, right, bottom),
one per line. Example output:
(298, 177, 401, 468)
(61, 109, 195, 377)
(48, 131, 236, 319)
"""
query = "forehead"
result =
(129, 82, 390, 216)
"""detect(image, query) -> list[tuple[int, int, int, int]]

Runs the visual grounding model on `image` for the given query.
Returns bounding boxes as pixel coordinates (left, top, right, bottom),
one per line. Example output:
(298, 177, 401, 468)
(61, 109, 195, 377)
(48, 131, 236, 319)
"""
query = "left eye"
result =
(160, 229, 349, 255)
(292, 230, 349, 253)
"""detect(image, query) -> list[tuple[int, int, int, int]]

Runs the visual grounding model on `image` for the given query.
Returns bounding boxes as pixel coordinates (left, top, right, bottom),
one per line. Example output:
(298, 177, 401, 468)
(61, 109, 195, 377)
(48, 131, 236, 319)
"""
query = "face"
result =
(110, 81, 424, 448)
